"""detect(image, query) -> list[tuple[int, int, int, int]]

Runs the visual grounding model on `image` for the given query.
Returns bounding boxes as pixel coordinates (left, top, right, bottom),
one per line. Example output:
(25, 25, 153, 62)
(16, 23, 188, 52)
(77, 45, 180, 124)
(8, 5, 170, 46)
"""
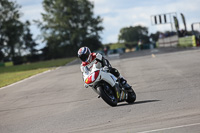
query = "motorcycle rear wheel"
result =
(98, 86, 117, 107)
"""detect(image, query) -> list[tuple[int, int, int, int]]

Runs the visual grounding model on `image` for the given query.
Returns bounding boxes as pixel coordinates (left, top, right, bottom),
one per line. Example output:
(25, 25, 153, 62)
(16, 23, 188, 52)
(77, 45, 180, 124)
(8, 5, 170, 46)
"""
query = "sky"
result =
(17, 0, 200, 48)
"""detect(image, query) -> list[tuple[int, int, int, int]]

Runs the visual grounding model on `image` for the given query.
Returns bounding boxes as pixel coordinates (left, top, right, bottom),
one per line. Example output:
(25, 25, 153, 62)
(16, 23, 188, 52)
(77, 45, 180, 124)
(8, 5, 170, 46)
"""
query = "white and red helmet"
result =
(78, 47, 91, 62)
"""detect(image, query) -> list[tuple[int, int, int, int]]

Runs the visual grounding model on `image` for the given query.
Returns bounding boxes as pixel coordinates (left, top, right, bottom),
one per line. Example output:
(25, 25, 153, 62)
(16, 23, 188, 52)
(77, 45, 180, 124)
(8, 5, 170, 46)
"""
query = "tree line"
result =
(0, 0, 103, 65)
(36, 0, 103, 59)
(0, 0, 38, 64)
(1, 0, 190, 65)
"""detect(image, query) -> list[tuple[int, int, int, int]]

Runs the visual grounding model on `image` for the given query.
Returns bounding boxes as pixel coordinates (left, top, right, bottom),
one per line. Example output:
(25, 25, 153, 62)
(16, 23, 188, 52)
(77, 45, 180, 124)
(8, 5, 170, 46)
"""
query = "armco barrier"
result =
(157, 35, 197, 47)
(157, 35, 179, 47)
(178, 35, 196, 47)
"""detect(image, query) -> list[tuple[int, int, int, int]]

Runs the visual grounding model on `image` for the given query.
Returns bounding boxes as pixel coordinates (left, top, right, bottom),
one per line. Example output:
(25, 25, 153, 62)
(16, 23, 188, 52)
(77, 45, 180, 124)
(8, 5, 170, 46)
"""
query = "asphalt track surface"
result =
(0, 48, 200, 133)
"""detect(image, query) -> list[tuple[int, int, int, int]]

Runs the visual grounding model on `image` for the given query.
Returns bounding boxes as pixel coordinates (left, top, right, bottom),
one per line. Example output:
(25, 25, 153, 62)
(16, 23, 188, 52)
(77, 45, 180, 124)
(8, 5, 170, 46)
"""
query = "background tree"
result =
(0, 0, 24, 60)
(23, 21, 38, 56)
(150, 31, 161, 42)
(0, 50, 4, 61)
(37, 0, 103, 59)
(118, 25, 150, 44)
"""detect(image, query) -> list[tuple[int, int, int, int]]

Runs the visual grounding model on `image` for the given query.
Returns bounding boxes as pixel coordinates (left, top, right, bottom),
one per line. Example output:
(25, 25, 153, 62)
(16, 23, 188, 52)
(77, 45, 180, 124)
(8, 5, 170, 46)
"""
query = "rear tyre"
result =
(126, 89, 136, 104)
(98, 86, 117, 107)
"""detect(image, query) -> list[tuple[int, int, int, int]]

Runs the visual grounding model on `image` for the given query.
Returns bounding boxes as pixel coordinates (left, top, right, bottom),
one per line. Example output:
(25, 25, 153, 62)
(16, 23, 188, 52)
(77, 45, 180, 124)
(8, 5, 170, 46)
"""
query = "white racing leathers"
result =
(80, 53, 103, 82)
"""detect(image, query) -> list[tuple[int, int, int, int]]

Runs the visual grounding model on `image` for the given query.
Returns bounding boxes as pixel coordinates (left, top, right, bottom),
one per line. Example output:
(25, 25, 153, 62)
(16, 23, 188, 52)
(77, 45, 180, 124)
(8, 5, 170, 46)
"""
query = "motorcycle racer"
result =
(78, 46, 131, 90)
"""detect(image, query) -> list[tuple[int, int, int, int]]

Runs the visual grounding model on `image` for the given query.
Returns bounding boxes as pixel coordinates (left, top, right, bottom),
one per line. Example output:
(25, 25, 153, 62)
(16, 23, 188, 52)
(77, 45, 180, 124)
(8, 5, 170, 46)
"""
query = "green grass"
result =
(109, 43, 126, 49)
(5, 61, 13, 67)
(0, 68, 49, 87)
(0, 57, 76, 88)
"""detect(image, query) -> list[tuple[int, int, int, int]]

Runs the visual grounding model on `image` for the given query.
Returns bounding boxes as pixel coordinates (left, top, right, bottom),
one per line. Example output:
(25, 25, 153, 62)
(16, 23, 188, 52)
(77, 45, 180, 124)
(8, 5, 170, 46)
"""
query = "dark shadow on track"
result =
(117, 100, 160, 107)
(133, 100, 160, 104)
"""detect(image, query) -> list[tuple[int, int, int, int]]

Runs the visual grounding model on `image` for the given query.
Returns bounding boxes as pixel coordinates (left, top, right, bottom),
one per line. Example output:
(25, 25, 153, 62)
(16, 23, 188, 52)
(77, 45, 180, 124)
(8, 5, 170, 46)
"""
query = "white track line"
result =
(0, 62, 70, 91)
(0, 58, 77, 91)
(0, 69, 52, 90)
(137, 122, 200, 133)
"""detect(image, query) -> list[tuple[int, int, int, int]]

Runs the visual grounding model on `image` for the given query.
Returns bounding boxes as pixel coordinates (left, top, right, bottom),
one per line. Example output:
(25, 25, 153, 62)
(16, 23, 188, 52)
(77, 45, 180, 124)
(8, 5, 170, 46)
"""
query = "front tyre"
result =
(98, 86, 117, 107)
(126, 89, 136, 104)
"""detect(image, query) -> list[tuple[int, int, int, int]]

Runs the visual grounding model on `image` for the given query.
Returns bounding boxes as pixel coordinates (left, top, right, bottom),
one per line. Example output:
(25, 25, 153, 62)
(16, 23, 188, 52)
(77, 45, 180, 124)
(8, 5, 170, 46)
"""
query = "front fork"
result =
(114, 83, 128, 102)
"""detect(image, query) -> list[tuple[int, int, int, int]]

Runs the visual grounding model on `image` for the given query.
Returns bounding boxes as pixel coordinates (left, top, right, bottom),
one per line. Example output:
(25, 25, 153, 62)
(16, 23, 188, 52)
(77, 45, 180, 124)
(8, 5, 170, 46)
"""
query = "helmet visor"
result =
(79, 54, 88, 62)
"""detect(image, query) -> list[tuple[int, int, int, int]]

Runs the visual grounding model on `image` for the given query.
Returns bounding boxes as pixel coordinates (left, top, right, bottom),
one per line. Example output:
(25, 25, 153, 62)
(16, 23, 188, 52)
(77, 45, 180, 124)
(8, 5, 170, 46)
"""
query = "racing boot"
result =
(119, 77, 132, 91)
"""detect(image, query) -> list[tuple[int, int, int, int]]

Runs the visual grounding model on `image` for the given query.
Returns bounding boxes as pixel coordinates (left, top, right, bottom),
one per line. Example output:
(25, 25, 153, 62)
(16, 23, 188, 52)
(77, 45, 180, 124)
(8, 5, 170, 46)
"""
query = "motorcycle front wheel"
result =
(98, 86, 117, 107)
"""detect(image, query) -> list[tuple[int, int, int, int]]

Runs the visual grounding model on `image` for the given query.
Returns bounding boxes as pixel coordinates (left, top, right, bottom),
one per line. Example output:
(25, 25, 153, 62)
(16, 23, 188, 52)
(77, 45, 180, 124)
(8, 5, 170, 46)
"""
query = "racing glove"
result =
(102, 66, 109, 72)
(84, 83, 89, 88)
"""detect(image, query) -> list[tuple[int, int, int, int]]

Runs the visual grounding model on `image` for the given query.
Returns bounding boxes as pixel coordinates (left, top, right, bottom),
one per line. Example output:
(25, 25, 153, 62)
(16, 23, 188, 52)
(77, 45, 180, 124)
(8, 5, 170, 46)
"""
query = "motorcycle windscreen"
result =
(85, 70, 100, 84)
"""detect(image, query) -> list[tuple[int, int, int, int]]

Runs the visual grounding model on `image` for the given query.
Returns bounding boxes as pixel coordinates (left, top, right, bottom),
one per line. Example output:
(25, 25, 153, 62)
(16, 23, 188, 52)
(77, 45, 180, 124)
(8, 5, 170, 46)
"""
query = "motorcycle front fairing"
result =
(100, 70, 117, 87)
(84, 68, 117, 87)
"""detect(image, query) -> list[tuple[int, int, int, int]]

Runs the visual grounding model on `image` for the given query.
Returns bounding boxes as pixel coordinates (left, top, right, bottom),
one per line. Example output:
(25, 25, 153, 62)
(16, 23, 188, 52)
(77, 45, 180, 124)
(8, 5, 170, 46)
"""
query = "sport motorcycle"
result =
(84, 67, 136, 106)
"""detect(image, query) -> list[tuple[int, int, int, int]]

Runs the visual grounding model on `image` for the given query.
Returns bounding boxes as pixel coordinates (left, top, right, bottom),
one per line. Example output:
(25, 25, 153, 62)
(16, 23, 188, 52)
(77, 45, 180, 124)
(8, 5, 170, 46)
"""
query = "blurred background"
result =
(0, 0, 200, 87)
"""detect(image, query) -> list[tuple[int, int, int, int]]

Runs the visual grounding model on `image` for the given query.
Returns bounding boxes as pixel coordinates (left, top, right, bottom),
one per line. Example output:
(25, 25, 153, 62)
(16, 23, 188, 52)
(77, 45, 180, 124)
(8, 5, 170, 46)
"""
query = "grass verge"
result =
(0, 57, 76, 88)
(0, 68, 49, 88)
